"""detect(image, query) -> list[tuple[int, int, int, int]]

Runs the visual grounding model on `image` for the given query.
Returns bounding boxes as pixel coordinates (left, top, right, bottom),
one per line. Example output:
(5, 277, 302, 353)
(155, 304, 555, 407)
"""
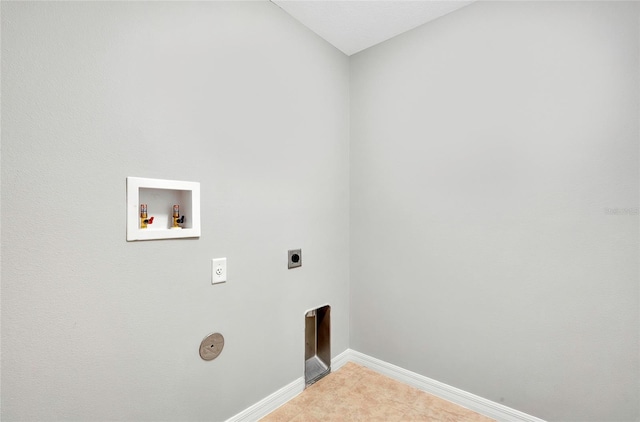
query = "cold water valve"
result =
(172, 204, 184, 229)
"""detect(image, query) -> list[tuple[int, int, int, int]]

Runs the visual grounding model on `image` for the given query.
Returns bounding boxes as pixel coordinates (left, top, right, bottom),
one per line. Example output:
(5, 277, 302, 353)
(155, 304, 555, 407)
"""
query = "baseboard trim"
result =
(347, 349, 545, 422)
(330, 348, 352, 371)
(225, 349, 351, 422)
(225, 376, 304, 422)
(226, 348, 545, 422)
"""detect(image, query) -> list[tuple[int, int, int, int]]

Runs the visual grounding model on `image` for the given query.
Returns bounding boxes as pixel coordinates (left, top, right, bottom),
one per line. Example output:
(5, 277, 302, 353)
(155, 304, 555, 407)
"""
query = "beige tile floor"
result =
(260, 362, 496, 422)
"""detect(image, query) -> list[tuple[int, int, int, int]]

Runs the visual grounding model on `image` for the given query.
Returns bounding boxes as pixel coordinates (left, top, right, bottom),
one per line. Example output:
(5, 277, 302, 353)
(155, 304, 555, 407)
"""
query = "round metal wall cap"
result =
(199, 333, 224, 361)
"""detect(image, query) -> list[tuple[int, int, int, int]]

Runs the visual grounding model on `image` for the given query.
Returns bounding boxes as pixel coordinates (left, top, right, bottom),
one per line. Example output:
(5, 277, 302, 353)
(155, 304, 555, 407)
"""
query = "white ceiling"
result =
(271, 1, 474, 56)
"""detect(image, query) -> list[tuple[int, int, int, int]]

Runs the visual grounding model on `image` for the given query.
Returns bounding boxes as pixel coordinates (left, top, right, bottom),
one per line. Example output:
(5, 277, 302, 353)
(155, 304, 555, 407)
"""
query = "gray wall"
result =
(1, 2, 349, 421)
(3, 1, 639, 421)
(350, 2, 639, 421)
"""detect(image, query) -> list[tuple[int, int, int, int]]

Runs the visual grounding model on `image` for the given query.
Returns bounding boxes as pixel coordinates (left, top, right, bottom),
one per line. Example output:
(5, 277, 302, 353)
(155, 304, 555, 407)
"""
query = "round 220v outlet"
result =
(288, 249, 302, 269)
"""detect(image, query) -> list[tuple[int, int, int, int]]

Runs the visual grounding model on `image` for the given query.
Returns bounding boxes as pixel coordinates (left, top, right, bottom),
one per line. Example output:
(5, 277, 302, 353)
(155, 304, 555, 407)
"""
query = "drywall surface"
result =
(1, 2, 349, 420)
(271, 0, 474, 56)
(350, 2, 639, 421)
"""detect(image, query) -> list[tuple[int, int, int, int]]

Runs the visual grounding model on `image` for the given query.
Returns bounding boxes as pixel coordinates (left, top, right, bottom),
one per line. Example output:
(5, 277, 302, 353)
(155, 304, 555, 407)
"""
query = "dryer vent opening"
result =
(305, 305, 330, 386)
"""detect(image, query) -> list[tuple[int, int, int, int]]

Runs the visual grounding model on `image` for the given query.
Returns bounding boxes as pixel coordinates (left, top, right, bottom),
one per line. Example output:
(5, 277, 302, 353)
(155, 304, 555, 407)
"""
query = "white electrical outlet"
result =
(212, 258, 227, 284)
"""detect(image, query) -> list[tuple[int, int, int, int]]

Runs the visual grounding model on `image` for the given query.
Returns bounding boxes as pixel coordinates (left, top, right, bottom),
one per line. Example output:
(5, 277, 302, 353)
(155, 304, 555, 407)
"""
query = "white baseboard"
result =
(225, 376, 304, 422)
(225, 350, 350, 422)
(346, 349, 546, 422)
(226, 348, 545, 422)
(330, 348, 352, 371)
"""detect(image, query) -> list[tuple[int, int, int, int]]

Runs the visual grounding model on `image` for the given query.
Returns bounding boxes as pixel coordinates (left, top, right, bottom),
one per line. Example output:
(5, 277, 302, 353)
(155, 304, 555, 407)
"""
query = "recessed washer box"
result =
(126, 177, 201, 241)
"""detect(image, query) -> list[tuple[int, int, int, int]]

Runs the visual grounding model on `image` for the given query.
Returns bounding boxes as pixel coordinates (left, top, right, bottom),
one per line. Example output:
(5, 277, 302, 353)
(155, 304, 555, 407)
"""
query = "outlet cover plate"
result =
(212, 258, 227, 284)
(288, 249, 302, 269)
